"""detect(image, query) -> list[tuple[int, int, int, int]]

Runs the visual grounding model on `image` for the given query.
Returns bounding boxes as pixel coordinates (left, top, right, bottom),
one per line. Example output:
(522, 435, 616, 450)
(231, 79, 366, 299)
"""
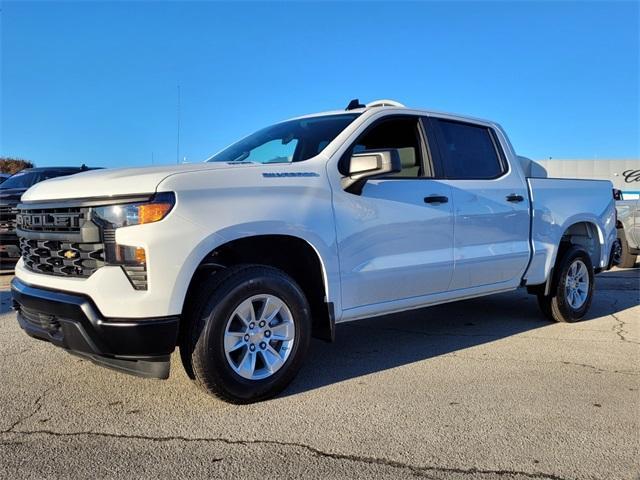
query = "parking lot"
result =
(0, 269, 638, 480)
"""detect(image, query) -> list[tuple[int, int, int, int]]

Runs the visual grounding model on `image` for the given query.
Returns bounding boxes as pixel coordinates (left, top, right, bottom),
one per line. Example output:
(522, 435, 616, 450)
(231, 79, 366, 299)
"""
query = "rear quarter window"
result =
(431, 118, 505, 179)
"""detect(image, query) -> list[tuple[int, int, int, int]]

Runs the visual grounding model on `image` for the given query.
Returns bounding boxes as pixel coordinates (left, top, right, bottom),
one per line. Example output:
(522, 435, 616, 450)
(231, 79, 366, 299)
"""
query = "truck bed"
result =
(524, 177, 617, 285)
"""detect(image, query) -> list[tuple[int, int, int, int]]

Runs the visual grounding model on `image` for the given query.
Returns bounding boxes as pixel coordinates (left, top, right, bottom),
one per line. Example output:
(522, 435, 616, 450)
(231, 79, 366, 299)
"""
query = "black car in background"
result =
(0, 166, 98, 269)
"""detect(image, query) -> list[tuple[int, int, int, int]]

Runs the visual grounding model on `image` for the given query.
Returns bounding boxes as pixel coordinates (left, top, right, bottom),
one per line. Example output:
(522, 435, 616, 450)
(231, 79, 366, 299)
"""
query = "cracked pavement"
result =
(0, 268, 638, 479)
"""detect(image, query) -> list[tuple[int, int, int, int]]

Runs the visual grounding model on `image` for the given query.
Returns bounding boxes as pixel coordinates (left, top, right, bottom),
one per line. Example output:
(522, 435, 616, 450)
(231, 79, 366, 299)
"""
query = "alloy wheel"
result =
(223, 294, 295, 380)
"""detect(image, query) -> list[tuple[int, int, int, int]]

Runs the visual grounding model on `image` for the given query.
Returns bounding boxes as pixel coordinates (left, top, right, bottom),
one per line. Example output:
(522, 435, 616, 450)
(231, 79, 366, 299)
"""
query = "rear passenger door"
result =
(424, 116, 530, 290)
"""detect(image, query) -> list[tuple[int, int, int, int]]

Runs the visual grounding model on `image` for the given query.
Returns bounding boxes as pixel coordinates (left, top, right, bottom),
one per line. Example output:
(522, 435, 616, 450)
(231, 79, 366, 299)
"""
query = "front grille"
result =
(20, 305, 61, 332)
(16, 204, 147, 285)
(0, 205, 17, 233)
(20, 237, 105, 277)
(17, 207, 84, 233)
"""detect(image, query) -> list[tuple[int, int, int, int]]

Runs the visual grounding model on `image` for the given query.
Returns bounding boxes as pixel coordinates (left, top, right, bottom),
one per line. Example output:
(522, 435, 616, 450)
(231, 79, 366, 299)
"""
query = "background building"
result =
(536, 159, 640, 199)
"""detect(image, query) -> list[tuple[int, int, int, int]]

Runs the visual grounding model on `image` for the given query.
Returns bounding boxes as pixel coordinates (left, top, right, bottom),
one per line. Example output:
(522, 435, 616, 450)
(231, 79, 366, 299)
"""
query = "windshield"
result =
(0, 170, 76, 190)
(207, 114, 360, 164)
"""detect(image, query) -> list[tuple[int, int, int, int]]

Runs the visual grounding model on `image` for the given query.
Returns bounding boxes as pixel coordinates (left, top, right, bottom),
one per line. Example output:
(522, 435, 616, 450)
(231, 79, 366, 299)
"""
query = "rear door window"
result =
(430, 118, 505, 179)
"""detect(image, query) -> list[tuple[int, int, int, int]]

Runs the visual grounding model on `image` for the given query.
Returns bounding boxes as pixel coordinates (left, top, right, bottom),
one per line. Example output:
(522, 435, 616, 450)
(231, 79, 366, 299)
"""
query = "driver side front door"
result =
(332, 115, 455, 314)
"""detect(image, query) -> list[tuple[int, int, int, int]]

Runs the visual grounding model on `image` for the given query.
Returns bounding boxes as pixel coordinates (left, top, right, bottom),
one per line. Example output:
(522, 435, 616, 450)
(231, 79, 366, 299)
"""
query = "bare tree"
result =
(0, 157, 34, 174)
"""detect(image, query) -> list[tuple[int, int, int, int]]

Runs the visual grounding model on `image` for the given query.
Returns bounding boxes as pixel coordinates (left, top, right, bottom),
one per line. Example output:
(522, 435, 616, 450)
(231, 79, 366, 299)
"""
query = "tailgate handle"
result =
(424, 195, 448, 204)
(506, 194, 524, 202)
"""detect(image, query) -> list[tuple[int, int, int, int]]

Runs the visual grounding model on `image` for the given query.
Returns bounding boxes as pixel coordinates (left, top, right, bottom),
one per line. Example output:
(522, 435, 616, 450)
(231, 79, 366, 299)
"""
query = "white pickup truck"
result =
(11, 100, 620, 403)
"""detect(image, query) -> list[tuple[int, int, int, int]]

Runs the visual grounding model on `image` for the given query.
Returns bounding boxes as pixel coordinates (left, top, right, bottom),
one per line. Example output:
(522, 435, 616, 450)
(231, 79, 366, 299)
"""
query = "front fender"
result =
(168, 222, 341, 318)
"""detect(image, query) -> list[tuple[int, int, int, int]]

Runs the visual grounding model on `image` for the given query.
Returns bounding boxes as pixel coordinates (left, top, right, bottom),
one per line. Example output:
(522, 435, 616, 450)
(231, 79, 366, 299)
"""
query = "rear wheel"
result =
(537, 246, 594, 323)
(618, 229, 638, 268)
(181, 265, 311, 403)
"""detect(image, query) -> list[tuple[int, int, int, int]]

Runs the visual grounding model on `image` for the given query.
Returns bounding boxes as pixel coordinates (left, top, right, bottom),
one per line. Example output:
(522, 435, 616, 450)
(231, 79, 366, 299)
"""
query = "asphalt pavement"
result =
(0, 269, 638, 479)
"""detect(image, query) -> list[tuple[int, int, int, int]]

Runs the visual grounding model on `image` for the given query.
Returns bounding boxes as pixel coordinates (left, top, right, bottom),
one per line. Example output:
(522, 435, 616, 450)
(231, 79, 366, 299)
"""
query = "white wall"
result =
(536, 159, 640, 198)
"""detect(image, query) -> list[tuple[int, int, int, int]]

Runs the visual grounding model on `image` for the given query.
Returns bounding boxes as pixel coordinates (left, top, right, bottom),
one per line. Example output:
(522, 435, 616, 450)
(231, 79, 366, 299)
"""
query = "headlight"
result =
(92, 192, 175, 229)
(92, 192, 175, 291)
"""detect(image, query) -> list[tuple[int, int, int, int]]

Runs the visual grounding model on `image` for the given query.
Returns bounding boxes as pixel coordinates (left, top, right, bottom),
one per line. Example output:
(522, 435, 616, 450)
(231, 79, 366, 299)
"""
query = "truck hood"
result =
(21, 162, 258, 202)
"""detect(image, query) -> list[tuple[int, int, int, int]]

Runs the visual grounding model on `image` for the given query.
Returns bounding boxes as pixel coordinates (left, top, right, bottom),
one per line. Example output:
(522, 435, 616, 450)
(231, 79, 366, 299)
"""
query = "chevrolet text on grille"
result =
(18, 212, 79, 229)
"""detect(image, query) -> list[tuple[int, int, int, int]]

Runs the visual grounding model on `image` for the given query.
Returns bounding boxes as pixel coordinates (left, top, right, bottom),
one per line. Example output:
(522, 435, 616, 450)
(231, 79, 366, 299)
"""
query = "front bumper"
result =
(11, 277, 180, 379)
(13, 205, 208, 319)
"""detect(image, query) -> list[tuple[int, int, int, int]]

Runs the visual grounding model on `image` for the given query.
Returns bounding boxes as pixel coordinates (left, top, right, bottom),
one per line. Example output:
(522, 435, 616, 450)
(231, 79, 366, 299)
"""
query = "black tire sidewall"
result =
(193, 266, 311, 403)
(552, 247, 594, 322)
(618, 229, 637, 268)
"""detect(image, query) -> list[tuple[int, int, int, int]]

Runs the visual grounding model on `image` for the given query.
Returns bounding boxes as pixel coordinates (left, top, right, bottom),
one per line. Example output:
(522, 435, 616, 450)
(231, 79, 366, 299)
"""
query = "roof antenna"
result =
(346, 98, 365, 110)
(176, 84, 181, 165)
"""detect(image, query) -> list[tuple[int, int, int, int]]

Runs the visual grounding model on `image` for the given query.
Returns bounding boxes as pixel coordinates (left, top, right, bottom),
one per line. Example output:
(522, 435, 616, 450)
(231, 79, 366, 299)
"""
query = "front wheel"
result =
(182, 265, 311, 403)
(537, 246, 594, 323)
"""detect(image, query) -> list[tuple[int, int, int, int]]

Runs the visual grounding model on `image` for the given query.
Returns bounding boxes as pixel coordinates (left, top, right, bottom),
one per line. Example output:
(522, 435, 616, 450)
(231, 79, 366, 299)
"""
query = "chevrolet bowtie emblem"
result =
(63, 250, 79, 260)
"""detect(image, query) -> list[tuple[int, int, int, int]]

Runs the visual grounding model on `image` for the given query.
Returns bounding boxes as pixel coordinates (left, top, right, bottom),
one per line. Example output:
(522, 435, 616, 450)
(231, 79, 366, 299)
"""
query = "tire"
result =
(537, 246, 594, 323)
(181, 264, 311, 403)
(618, 229, 638, 268)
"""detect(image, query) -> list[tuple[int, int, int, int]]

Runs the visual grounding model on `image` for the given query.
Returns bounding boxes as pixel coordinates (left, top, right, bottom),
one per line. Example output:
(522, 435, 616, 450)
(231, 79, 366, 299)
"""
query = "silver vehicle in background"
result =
(615, 193, 640, 268)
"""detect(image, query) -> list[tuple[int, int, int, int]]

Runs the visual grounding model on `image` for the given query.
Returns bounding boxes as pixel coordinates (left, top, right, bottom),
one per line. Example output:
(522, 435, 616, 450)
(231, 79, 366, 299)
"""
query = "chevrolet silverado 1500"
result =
(11, 100, 620, 403)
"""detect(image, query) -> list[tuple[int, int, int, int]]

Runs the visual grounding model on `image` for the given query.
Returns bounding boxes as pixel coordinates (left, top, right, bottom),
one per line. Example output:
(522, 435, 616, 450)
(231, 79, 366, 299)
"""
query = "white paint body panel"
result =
(333, 178, 454, 310)
(524, 178, 617, 285)
(21, 163, 257, 201)
(439, 169, 530, 291)
(15, 106, 617, 322)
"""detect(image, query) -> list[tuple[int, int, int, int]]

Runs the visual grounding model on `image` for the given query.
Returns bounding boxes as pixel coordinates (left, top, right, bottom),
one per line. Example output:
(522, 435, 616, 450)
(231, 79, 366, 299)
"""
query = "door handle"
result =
(424, 195, 448, 204)
(506, 194, 524, 202)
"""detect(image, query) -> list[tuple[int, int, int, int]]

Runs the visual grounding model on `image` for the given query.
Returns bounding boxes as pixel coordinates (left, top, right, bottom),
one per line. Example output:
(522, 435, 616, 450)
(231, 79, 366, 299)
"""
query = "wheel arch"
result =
(529, 219, 605, 296)
(558, 220, 603, 268)
(178, 233, 337, 343)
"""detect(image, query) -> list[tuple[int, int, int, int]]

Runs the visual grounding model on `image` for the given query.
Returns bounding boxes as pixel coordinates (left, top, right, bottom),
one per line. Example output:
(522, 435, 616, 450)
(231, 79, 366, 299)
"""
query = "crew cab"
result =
(11, 100, 619, 403)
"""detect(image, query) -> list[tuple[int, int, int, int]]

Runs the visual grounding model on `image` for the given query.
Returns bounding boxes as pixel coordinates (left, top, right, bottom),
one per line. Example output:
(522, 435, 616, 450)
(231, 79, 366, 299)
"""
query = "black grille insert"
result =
(122, 265, 148, 290)
(20, 305, 61, 332)
(20, 237, 105, 277)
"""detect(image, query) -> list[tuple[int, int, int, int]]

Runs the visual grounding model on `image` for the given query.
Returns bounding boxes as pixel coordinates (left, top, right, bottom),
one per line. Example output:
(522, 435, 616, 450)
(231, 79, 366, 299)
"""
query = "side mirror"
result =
(342, 149, 402, 194)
